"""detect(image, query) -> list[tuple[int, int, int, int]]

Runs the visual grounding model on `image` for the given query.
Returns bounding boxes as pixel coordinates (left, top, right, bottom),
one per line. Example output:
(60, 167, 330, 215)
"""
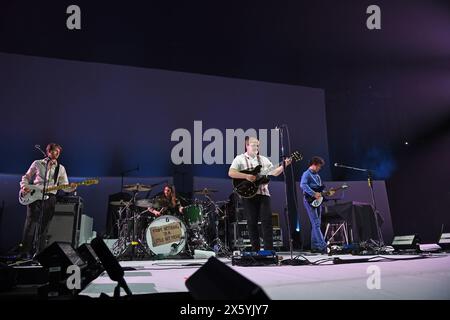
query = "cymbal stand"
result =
(204, 194, 231, 256)
(115, 191, 152, 260)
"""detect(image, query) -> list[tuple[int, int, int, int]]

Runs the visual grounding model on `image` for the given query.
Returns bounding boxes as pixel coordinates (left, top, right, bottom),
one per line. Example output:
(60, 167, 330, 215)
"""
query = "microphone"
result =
(334, 163, 369, 172)
(35, 144, 47, 158)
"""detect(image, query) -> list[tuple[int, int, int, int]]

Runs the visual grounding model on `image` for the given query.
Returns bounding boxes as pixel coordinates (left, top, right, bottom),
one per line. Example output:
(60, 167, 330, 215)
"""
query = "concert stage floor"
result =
(80, 252, 450, 300)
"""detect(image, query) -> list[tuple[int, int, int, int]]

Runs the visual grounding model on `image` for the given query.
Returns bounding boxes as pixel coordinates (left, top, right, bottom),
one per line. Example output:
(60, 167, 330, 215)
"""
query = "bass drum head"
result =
(145, 215, 187, 256)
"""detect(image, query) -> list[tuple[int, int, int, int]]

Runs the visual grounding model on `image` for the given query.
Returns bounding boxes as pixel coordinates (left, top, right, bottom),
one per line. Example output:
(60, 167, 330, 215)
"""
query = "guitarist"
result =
(229, 137, 291, 252)
(300, 156, 334, 253)
(19, 143, 76, 258)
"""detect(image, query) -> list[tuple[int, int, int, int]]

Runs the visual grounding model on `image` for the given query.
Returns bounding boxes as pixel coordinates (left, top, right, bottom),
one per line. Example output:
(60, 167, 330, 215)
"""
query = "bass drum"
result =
(145, 215, 187, 256)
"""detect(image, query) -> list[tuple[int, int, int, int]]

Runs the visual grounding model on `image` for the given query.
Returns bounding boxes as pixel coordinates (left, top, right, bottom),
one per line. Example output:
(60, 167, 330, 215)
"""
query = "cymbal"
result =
(135, 199, 154, 208)
(193, 188, 218, 195)
(123, 183, 152, 192)
(110, 200, 130, 206)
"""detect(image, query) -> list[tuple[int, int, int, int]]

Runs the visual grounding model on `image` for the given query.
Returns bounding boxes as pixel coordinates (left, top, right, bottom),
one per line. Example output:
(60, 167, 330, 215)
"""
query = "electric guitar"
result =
(18, 179, 99, 205)
(305, 184, 349, 207)
(232, 151, 303, 198)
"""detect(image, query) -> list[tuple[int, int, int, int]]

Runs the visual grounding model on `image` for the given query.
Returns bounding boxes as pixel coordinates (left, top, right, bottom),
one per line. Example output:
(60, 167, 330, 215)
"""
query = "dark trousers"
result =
(21, 194, 57, 255)
(242, 195, 273, 251)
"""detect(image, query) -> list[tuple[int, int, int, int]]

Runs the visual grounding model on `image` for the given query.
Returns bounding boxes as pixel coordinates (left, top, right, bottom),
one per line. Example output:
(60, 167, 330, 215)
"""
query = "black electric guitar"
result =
(304, 184, 349, 207)
(232, 151, 303, 198)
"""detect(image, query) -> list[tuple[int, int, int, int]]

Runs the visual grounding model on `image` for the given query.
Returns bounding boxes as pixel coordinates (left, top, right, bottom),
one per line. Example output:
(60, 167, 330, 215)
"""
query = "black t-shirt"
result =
(153, 196, 181, 216)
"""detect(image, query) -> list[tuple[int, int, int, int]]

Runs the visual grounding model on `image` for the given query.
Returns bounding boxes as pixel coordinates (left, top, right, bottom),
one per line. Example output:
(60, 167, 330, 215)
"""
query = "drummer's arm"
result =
(176, 198, 184, 213)
(148, 207, 160, 216)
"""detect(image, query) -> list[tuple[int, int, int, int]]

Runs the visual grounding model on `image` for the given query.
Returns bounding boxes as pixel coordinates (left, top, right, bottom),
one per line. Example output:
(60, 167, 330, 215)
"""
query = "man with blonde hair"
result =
(229, 137, 291, 251)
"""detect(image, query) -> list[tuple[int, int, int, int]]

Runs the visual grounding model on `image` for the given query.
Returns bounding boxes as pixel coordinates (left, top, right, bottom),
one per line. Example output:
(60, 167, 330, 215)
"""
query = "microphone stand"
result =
(278, 126, 300, 264)
(334, 163, 385, 249)
(32, 147, 51, 258)
(204, 193, 230, 256)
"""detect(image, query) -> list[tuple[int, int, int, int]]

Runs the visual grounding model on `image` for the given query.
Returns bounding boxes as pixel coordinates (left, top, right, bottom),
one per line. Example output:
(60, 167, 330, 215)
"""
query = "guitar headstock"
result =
(81, 179, 99, 186)
(289, 151, 303, 163)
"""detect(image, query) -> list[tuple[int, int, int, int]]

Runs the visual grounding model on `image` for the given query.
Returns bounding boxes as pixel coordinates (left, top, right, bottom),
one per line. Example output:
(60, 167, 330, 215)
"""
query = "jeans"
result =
(303, 198, 326, 250)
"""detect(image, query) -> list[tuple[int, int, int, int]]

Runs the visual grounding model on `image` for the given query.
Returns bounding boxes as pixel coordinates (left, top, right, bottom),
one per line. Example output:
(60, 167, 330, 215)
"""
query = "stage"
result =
(80, 252, 450, 300)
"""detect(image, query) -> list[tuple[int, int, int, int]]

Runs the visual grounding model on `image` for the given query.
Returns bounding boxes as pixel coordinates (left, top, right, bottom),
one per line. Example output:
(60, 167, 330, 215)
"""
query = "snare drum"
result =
(183, 204, 204, 227)
(145, 215, 187, 256)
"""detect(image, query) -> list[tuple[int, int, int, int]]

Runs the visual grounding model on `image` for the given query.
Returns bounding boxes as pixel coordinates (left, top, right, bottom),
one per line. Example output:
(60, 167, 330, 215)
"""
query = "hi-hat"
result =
(109, 200, 130, 206)
(193, 188, 218, 195)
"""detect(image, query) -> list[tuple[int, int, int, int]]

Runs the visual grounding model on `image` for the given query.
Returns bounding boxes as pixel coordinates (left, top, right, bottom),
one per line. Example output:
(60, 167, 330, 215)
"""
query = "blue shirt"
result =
(300, 168, 322, 197)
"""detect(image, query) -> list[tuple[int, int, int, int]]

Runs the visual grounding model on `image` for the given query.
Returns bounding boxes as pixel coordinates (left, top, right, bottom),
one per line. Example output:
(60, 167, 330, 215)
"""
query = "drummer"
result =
(147, 185, 184, 217)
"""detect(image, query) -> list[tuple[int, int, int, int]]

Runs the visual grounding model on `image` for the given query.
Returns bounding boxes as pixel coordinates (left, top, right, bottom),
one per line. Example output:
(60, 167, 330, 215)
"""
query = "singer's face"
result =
(246, 142, 259, 155)
(47, 148, 60, 160)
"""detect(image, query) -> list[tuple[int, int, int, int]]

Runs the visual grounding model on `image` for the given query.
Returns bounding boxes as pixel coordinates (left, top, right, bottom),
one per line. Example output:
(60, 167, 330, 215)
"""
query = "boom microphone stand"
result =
(32, 145, 51, 258)
(277, 125, 304, 265)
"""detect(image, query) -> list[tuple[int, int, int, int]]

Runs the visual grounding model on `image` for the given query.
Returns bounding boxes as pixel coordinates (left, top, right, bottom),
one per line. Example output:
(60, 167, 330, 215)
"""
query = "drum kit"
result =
(111, 184, 231, 260)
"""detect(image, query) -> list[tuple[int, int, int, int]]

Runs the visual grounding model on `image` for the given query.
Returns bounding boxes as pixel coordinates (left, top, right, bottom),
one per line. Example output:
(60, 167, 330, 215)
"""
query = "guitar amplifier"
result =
(47, 196, 90, 248)
(231, 221, 283, 249)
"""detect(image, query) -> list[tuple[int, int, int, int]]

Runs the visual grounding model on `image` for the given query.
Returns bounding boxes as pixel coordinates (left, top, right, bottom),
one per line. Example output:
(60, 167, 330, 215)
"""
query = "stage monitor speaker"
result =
(36, 242, 104, 295)
(185, 256, 270, 300)
(391, 234, 420, 251)
(77, 243, 101, 268)
(438, 233, 450, 250)
(90, 237, 132, 297)
(77, 243, 104, 281)
(36, 242, 86, 272)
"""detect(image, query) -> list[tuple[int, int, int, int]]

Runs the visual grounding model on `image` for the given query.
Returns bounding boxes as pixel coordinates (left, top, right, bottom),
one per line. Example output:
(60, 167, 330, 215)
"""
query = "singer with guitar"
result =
(229, 137, 292, 252)
(300, 156, 334, 253)
(19, 143, 77, 258)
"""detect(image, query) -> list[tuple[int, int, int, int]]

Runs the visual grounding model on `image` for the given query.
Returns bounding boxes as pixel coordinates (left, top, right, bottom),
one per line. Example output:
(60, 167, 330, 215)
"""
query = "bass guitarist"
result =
(19, 143, 76, 258)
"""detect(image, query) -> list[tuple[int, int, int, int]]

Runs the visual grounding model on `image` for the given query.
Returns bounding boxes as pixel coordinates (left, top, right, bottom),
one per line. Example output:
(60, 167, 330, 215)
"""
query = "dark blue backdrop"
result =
(0, 53, 330, 180)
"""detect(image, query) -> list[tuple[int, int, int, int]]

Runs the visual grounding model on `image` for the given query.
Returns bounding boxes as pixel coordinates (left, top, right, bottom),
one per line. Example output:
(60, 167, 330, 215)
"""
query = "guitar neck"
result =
(323, 185, 346, 195)
(259, 154, 296, 176)
(46, 182, 81, 192)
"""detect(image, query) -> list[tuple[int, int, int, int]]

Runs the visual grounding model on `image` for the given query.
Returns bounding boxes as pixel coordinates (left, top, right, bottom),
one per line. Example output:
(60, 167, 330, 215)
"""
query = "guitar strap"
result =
(243, 154, 262, 170)
(244, 155, 251, 170)
(257, 155, 262, 167)
(53, 163, 60, 185)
